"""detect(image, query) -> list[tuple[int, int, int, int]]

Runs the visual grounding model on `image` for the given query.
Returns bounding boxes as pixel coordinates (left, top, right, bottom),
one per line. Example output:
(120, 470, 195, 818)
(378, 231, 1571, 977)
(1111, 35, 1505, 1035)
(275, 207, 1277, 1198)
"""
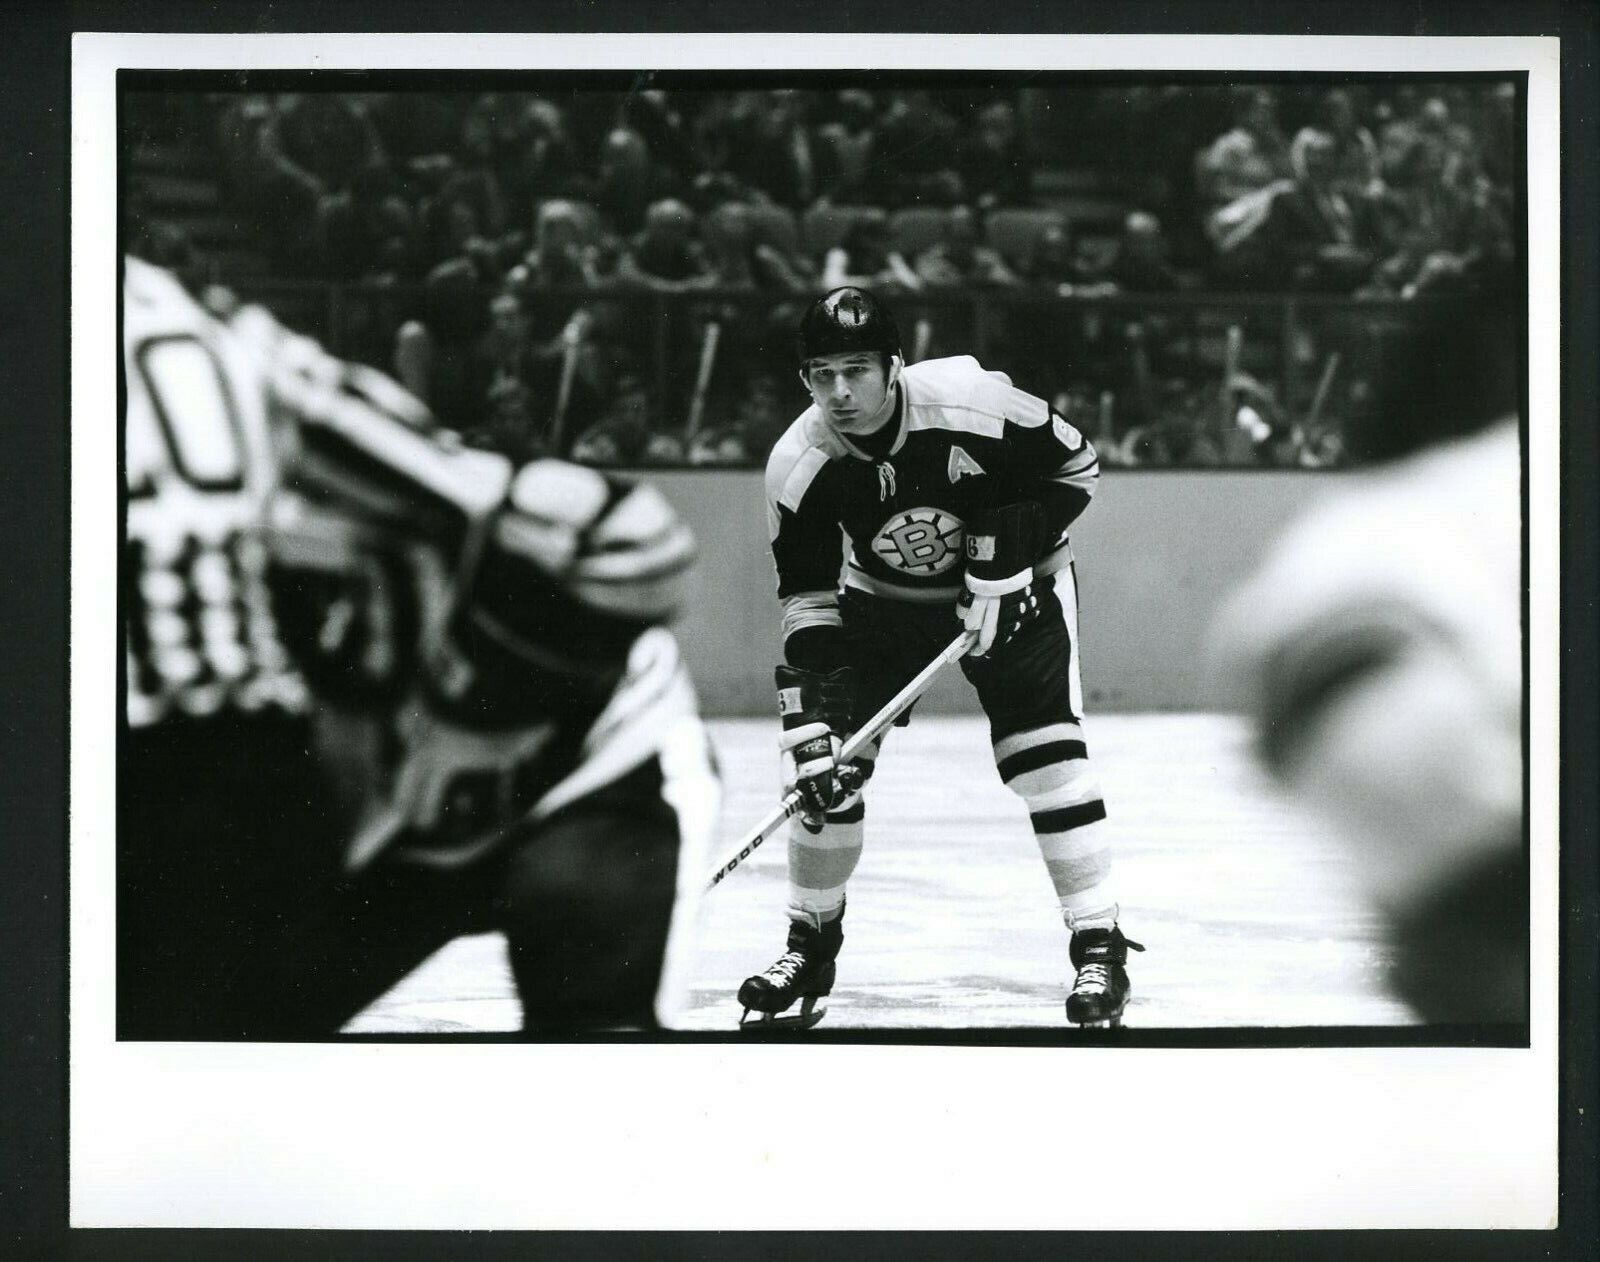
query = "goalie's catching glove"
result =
(774, 664, 856, 830)
(959, 501, 1047, 657)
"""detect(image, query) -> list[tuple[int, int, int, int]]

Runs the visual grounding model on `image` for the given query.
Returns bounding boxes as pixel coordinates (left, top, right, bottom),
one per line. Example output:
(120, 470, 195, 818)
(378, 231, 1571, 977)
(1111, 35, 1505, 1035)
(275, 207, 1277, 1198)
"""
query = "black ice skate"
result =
(737, 912, 844, 1032)
(1065, 926, 1144, 1027)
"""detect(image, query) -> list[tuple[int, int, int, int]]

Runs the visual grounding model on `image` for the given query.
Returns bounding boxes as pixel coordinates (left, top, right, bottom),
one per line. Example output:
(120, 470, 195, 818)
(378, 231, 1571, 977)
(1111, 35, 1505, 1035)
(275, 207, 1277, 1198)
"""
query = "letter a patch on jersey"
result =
(947, 446, 985, 483)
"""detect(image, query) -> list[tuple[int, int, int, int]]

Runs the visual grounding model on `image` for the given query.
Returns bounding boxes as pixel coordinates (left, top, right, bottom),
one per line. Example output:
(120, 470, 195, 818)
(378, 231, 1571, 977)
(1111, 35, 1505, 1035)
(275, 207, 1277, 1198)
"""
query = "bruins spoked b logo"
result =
(870, 507, 966, 576)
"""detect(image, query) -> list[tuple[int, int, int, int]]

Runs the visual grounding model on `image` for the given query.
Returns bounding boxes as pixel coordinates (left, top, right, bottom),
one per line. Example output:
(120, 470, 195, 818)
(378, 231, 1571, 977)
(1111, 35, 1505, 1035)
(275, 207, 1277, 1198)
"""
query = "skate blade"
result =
(1068, 988, 1131, 1029)
(1066, 1007, 1126, 1029)
(738, 998, 828, 1033)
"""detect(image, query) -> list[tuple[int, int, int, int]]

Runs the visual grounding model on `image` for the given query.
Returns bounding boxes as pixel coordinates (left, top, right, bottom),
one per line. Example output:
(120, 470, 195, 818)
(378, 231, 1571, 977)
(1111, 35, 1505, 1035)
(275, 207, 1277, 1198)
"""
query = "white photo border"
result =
(71, 33, 1561, 1231)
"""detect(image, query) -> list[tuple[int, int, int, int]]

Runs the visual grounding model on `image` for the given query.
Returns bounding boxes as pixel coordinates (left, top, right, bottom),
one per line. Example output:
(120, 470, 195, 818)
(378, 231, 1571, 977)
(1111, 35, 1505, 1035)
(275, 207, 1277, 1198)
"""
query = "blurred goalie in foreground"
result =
(1211, 313, 1526, 1024)
(121, 257, 718, 1036)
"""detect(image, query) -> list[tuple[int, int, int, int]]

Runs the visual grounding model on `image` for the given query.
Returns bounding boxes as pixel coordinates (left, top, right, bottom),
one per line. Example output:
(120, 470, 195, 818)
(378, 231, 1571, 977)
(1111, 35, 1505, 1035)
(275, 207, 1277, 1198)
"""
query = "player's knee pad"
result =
(823, 796, 865, 825)
(992, 722, 1095, 799)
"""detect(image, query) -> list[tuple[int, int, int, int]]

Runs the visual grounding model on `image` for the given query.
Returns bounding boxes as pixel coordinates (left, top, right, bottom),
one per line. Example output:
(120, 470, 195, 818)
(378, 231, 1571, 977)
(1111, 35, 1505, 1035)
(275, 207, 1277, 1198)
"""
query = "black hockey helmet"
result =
(796, 286, 902, 367)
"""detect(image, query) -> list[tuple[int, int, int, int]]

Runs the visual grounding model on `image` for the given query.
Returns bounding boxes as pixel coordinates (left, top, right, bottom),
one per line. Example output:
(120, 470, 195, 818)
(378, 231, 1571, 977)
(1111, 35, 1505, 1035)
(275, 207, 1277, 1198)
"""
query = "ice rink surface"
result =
(345, 713, 1415, 1033)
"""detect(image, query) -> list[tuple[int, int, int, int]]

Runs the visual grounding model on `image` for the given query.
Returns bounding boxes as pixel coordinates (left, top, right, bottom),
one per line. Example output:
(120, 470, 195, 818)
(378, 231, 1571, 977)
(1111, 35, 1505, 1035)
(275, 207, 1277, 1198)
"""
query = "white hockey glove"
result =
(959, 502, 1047, 657)
(775, 664, 856, 830)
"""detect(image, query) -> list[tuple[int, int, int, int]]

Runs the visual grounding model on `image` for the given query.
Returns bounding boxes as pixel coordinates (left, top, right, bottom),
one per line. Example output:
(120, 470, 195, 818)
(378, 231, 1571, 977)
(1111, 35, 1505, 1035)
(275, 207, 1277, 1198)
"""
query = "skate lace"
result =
(1073, 962, 1112, 995)
(761, 950, 808, 986)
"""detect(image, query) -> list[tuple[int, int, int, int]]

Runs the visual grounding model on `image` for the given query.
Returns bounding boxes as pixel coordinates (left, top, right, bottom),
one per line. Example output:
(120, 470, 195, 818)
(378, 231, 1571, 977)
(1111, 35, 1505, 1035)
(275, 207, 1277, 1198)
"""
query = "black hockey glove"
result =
(959, 501, 1047, 657)
(775, 664, 856, 829)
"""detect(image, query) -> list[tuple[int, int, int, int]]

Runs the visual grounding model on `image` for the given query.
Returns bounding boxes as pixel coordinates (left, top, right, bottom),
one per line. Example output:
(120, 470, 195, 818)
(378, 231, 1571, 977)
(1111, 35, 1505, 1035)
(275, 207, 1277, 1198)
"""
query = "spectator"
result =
(1196, 89, 1292, 208)
(126, 215, 197, 273)
(688, 92, 744, 175)
(1369, 94, 1478, 235)
(1374, 94, 1478, 206)
(1269, 129, 1381, 293)
(1103, 211, 1190, 293)
(616, 198, 714, 293)
(365, 92, 472, 171)
(913, 206, 1021, 289)
(873, 91, 965, 207)
(686, 169, 760, 217)
(700, 204, 760, 293)
(1319, 89, 1381, 199)
(416, 169, 504, 273)
(417, 254, 491, 430)
(703, 203, 812, 293)
(500, 98, 590, 223)
(313, 166, 420, 282)
(594, 127, 681, 236)
(257, 93, 387, 206)
(521, 198, 606, 290)
(1195, 89, 1295, 277)
(569, 373, 659, 466)
(178, 82, 1522, 474)
(722, 91, 818, 210)
(428, 196, 477, 269)
(467, 369, 541, 462)
(684, 371, 795, 468)
(477, 291, 536, 382)
(213, 93, 279, 209)
(812, 90, 877, 205)
(459, 95, 545, 251)
(1021, 223, 1083, 291)
(502, 200, 613, 422)
(1095, 84, 1232, 261)
(622, 90, 701, 179)
(822, 217, 922, 293)
(959, 100, 1034, 211)
(1362, 141, 1512, 301)
(729, 371, 791, 461)
(435, 109, 512, 249)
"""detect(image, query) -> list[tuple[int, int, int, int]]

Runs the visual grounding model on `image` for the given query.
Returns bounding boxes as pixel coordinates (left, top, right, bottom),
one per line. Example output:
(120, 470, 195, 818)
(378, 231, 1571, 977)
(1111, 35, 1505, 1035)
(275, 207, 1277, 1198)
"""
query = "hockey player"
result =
(738, 285, 1140, 1029)
(122, 256, 327, 1038)
(121, 257, 719, 1036)
(1211, 316, 1525, 1024)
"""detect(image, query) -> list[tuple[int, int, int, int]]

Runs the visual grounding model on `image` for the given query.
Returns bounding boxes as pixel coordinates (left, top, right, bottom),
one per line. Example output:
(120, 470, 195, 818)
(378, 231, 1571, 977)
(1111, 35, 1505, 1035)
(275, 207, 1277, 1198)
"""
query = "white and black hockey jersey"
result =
(251, 311, 703, 868)
(124, 257, 703, 868)
(765, 355, 1100, 643)
(1211, 419, 1522, 910)
(123, 256, 308, 727)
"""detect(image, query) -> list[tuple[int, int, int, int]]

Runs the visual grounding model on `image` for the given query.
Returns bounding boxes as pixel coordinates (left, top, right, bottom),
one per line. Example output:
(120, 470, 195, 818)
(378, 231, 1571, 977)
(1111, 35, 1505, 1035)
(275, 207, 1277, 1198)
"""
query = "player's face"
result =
(803, 352, 893, 434)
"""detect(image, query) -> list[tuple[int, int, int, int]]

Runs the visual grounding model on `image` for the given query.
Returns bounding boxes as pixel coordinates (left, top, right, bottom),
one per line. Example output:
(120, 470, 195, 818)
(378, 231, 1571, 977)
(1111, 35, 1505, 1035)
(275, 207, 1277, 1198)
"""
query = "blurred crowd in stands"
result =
(126, 81, 1520, 469)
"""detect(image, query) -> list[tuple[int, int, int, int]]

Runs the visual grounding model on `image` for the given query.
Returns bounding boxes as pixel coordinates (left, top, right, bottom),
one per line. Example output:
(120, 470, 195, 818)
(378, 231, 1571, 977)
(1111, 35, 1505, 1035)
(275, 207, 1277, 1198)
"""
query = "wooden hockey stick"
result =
(1127, 320, 1157, 424)
(1219, 322, 1243, 433)
(705, 629, 977, 891)
(547, 311, 588, 456)
(1304, 350, 1341, 429)
(684, 319, 722, 444)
